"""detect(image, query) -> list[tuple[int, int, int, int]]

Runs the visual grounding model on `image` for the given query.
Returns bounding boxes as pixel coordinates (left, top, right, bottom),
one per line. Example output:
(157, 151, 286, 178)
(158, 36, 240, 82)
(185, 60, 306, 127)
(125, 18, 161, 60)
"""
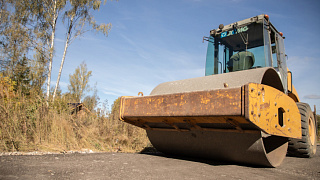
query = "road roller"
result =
(119, 14, 318, 167)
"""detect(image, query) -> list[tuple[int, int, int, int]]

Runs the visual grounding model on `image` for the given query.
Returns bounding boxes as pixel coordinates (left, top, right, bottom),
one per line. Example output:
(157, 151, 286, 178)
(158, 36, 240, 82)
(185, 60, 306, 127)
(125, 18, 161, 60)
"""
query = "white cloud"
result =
(103, 91, 121, 96)
(304, 95, 320, 99)
(55, 38, 65, 43)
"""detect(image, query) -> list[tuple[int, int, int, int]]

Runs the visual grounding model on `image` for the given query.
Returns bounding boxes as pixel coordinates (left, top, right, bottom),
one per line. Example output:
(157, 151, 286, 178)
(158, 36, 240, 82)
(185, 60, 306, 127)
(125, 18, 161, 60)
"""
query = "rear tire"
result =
(287, 102, 317, 157)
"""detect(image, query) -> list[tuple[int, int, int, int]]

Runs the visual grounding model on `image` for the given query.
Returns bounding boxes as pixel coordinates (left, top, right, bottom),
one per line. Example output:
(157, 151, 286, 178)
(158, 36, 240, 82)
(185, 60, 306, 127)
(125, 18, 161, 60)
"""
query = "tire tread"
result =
(287, 102, 316, 158)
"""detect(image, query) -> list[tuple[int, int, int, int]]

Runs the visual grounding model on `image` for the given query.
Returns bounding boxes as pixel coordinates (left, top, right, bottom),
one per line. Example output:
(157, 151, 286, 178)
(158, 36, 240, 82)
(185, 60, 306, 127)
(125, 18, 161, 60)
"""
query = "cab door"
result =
(275, 33, 288, 93)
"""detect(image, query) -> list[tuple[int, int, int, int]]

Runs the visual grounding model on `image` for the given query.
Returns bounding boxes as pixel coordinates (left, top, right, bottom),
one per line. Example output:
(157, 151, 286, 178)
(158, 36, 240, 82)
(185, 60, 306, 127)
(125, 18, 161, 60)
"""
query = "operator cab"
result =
(205, 14, 288, 93)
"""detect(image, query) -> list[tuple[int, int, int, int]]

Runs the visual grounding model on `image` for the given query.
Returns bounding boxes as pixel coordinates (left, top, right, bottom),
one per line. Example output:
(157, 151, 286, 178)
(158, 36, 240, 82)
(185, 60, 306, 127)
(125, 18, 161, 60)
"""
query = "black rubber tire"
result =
(287, 102, 317, 158)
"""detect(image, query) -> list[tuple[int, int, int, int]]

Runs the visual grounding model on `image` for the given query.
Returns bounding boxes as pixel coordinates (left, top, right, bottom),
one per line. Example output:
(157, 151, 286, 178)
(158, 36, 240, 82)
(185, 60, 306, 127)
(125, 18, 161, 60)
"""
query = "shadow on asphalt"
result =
(139, 147, 266, 168)
(139, 144, 320, 168)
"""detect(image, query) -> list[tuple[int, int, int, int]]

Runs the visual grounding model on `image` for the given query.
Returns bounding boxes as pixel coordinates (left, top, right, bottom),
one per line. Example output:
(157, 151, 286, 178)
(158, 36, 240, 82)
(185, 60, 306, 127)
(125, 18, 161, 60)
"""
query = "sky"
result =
(50, 0, 320, 111)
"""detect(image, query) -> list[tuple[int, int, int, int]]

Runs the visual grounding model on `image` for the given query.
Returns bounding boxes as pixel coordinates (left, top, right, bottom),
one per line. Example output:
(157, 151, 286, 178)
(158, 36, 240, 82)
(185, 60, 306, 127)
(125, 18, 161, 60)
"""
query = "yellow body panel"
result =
(287, 68, 300, 102)
(246, 83, 301, 138)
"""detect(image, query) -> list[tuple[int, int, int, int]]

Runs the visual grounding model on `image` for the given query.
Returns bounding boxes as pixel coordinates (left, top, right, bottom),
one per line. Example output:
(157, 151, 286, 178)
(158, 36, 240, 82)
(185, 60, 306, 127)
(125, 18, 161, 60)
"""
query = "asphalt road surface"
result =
(0, 145, 319, 180)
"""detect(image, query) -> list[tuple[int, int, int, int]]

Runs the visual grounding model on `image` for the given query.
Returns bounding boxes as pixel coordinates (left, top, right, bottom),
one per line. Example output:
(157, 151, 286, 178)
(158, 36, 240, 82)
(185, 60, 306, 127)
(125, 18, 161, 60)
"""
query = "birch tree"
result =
(43, 0, 66, 101)
(53, 0, 111, 100)
(0, 0, 65, 95)
(68, 61, 92, 103)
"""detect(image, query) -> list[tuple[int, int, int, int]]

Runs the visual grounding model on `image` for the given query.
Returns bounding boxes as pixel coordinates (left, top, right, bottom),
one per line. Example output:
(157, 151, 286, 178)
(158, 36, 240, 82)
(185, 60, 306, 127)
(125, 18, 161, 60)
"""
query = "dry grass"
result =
(0, 90, 150, 153)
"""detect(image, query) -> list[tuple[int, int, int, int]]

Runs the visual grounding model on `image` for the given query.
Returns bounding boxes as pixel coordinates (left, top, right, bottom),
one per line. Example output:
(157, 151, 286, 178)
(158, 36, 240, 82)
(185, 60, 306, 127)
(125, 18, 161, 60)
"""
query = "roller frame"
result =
(119, 83, 301, 139)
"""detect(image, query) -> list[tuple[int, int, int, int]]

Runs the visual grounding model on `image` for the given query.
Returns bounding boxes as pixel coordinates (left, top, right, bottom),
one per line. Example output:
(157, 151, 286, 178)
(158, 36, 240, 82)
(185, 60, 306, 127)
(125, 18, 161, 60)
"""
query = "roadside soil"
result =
(0, 145, 319, 180)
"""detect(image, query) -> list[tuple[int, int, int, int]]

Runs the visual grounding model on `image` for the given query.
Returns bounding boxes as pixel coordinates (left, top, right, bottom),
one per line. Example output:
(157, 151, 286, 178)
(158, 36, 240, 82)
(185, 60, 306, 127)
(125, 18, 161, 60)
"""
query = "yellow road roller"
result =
(119, 14, 317, 167)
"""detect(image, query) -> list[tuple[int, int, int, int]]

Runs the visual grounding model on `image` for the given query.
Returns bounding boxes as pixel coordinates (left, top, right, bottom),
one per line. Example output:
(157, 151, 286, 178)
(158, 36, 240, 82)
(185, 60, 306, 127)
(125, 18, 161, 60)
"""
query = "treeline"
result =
(0, 0, 149, 152)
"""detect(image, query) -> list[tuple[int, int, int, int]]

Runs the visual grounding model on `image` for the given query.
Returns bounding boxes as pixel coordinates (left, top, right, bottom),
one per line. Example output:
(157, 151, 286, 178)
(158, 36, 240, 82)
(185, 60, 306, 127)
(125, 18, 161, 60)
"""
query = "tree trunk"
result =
(53, 15, 74, 101)
(53, 33, 70, 101)
(46, 0, 58, 101)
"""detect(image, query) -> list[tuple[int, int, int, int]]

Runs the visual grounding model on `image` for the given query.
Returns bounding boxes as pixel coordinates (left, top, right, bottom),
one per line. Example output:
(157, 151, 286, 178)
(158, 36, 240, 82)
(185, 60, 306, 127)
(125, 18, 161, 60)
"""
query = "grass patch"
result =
(0, 90, 149, 153)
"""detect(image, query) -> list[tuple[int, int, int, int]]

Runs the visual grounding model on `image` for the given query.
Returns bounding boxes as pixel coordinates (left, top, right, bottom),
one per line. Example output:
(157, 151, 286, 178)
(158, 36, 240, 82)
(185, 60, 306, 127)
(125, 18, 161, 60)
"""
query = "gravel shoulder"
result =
(0, 145, 319, 180)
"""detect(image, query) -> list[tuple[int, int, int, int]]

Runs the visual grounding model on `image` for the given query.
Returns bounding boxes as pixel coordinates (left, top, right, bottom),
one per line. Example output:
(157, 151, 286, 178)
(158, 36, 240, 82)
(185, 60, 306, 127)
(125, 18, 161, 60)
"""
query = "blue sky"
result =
(50, 0, 320, 111)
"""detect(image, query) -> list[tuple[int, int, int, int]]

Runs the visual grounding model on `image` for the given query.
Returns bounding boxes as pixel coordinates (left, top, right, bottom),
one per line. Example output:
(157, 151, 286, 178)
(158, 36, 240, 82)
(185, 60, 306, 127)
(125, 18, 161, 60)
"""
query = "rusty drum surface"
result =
(147, 130, 288, 167)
